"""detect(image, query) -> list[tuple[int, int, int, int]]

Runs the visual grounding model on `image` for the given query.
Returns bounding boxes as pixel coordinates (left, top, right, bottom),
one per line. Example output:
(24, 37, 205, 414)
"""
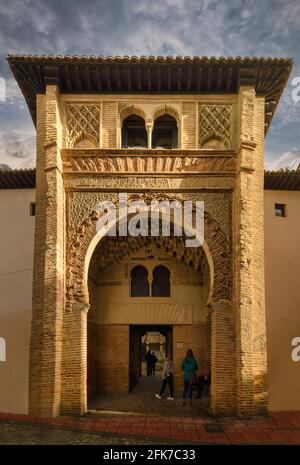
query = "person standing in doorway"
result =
(151, 352, 158, 376)
(181, 348, 198, 407)
(155, 354, 174, 400)
(145, 349, 152, 376)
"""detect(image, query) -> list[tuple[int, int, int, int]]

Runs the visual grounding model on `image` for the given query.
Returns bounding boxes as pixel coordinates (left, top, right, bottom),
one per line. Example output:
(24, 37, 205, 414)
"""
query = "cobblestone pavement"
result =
(0, 422, 183, 445)
(1, 410, 300, 444)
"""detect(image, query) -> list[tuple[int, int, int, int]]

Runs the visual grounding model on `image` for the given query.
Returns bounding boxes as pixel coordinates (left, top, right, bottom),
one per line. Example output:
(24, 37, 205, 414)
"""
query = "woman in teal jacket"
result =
(181, 348, 198, 406)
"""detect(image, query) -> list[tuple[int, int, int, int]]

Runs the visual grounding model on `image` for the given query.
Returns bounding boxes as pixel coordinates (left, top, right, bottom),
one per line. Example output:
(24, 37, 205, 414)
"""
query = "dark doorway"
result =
(129, 325, 173, 392)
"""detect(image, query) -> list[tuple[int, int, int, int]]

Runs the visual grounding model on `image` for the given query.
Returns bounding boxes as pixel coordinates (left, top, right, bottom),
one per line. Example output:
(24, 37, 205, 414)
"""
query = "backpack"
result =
(189, 370, 197, 385)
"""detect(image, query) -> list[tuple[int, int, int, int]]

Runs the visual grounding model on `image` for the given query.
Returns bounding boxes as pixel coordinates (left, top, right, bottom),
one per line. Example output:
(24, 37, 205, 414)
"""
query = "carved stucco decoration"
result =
(152, 105, 180, 124)
(119, 105, 147, 124)
(64, 175, 235, 191)
(239, 89, 255, 145)
(66, 104, 100, 148)
(118, 103, 181, 126)
(65, 176, 171, 190)
(69, 192, 119, 239)
(198, 104, 232, 149)
(69, 191, 231, 241)
(62, 154, 235, 174)
(91, 234, 206, 274)
(66, 196, 232, 309)
(98, 248, 203, 286)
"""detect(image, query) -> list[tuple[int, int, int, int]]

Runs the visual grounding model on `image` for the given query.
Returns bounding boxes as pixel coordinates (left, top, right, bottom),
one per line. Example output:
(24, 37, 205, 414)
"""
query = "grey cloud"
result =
(266, 150, 300, 170)
(0, 129, 35, 168)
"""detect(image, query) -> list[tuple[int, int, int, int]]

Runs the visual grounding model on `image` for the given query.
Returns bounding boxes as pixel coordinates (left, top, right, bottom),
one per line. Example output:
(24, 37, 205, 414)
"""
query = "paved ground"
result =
(1, 411, 300, 444)
(0, 422, 183, 445)
(89, 374, 210, 417)
(1, 373, 299, 445)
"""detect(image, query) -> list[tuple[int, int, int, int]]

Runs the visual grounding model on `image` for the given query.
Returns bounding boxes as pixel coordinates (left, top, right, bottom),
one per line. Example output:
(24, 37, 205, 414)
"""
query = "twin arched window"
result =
(131, 265, 170, 297)
(122, 114, 178, 149)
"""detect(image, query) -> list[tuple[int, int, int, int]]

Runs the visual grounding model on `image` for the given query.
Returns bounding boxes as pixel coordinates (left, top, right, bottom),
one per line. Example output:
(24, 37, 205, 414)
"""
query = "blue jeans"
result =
(183, 381, 193, 399)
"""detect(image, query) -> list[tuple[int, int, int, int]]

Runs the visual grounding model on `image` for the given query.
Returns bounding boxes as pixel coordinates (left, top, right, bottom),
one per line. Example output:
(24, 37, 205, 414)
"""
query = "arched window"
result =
(131, 266, 149, 297)
(152, 115, 178, 149)
(152, 266, 170, 297)
(0, 337, 6, 362)
(122, 115, 147, 148)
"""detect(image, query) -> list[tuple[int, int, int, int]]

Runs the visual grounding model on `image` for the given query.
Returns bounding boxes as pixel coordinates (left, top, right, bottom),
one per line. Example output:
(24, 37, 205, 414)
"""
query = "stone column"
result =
(210, 300, 236, 415)
(234, 85, 268, 416)
(146, 122, 153, 149)
(29, 85, 64, 417)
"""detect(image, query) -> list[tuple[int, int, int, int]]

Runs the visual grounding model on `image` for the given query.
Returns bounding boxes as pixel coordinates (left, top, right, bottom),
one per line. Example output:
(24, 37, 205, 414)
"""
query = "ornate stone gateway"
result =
(8, 54, 292, 418)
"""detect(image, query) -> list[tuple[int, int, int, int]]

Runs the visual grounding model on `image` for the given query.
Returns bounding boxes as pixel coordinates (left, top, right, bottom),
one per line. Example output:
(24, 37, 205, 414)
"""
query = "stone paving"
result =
(0, 375, 299, 445)
(89, 374, 210, 417)
(0, 422, 182, 445)
(1, 410, 300, 444)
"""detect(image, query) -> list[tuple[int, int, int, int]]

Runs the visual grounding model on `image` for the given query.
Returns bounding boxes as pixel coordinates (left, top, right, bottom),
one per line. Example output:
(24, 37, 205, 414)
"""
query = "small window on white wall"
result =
(275, 203, 286, 217)
(30, 202, 36, 216)
(0, 337, 6, 361)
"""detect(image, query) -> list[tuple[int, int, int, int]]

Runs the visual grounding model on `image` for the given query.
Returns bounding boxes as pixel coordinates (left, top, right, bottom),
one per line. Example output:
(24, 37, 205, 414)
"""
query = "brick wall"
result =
(96, 325, 129, 393)
(233, 87, 268, 416)
(182, 102, 197, 149)
(210, 301, 236, 415)
(87, 277, 97, 398)
(251, 96, 268, 414)
(29, 86, 64, 417)
(102, 102, 117, 148)
(173, 324, 208, 393)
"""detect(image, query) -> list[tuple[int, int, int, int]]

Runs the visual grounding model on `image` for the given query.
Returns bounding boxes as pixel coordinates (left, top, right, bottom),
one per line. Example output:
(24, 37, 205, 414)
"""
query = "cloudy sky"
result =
(0, 0, 300, 170)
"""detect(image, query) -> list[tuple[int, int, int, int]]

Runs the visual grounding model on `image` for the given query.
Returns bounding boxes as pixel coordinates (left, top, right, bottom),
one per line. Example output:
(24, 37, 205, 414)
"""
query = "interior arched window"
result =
(152, 266, 170, 297)
(131, 266, 149, 297)
(122, 115, 147, 148)
(152, 115, 178, 149)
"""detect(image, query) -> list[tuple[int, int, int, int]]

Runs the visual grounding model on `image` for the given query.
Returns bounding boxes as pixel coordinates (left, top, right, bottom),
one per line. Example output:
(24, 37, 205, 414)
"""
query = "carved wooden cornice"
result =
(61, 149, 236, 175)
(8, 54, 293, 132)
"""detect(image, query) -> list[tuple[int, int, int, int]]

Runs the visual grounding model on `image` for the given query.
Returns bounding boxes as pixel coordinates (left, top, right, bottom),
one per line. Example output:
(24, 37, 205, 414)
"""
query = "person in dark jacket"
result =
(181, 348, 198, 407)
(145, 350, 152, 376)
(151, 352, 158, 376)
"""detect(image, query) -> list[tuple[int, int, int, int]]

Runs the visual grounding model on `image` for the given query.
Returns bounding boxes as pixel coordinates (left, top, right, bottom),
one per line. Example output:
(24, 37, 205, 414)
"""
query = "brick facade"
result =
(29, 87, 64, 417)
(28, 83, 269, 418)
(233, 88, 268, 415)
